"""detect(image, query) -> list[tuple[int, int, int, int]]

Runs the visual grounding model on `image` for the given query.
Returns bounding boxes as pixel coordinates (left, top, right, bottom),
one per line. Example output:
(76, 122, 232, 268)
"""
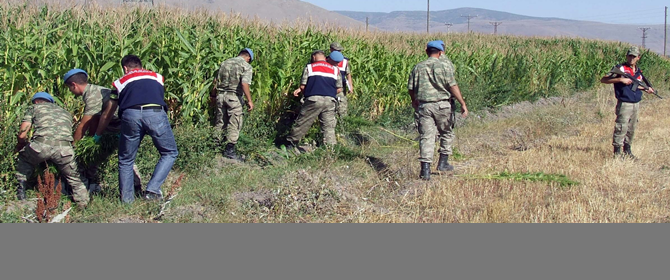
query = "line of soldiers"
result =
(208, 41, 654, 181)
(13, 42, 656, 207)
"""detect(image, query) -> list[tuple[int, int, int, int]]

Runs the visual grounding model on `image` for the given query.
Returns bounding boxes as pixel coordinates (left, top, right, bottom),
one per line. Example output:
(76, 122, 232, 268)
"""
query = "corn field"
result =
(2, 2, 670, 192)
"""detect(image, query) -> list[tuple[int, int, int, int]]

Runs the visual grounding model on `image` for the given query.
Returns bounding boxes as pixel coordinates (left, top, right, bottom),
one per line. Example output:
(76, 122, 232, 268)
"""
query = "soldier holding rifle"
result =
(600, 46, 657, 160)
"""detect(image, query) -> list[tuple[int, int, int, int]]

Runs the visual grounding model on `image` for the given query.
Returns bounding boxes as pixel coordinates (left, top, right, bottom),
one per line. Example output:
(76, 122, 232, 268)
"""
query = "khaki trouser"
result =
(16, 142, 89, 206)
(287, 95, 338, 145)
(336, 93, 348, 118)
(415, 100, 455, 163)
(214, 92, 244, 145)
(613, 100, 639, 148)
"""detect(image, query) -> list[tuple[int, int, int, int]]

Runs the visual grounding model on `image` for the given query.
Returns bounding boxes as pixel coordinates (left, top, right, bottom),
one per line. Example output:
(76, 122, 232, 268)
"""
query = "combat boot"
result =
(614, 146, 622, 159)
(420, 162, 431, 181)
(437, 154, 454, 172)
(224, 143, 243, 161)
(16, 180, 27, 201)
(623, 144, 638, 161)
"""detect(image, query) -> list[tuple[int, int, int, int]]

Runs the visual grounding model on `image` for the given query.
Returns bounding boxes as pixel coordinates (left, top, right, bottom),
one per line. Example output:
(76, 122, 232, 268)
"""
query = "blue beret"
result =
(32, 92, 55, 103)
(63, 68, 87, 84)
(426, 41, 445, 51)
(242, 48, 254, 62)
(329, 51, 344, 63)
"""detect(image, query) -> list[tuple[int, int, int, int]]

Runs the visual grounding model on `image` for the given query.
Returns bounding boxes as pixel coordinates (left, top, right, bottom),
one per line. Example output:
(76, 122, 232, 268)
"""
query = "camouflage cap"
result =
(627, 46, 640, 57)
(330, 42, 343, 51)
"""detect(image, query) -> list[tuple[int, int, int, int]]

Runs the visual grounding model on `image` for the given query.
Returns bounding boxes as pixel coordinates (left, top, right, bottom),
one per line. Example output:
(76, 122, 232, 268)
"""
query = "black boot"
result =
(16, 180, 27, 201)
(623, 144, 638, 160)
(224, 143, 242, 161)
(420, 162, 431, 180)
(614, 146, 622, 159)
(437, 154, 454, 172)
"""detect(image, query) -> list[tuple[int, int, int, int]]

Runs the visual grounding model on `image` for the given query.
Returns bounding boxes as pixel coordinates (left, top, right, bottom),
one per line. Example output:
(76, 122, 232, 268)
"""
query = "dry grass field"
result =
(216, 85, 670, 223)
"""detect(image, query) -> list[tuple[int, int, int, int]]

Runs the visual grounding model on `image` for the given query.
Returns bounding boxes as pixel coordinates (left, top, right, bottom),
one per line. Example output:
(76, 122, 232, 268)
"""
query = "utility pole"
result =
(427, 0, 430, 34)
(445, 23, 453, 33)
(461, 14, 478, 33)
(665, 6, 667, 56)
(366, 17, 369, 32)
(489, 22, 502, 35)
(640, 27, 651, 49)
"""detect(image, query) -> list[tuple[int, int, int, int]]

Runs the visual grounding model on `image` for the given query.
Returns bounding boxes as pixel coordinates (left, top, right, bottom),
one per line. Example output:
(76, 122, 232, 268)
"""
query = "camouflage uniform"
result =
(81, 84, 140, 187)
(408, 57, 458, 163)
(287, 63, 343, 146)
(82, 84, 121, 132)
(214, 56, 253, 145)
(16, 103, 89, 207)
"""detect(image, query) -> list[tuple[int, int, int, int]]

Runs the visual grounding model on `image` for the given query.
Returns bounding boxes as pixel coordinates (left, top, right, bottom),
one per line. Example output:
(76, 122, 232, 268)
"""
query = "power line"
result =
(489, 21, 502, 34)
(461, 14, 478, 33)
(640, 27, 651, 48)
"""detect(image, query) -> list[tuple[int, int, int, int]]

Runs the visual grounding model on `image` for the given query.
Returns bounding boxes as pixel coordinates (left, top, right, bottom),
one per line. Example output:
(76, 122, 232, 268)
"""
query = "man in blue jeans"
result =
(95, 54, 178, 203)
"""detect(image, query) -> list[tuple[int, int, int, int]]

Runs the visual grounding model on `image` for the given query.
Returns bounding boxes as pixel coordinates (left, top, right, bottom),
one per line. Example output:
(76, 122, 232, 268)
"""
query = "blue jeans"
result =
(119, 108, 178, 203)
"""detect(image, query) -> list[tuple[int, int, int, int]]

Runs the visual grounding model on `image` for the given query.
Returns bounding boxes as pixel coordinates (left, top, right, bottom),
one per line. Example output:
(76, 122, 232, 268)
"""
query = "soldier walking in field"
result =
(600, 46, 655, 160)
(284, 50, 344, 150)
(63, 68, 142, 193)
(95, 55, 178, 203)
(14, 92, 89, 208)
(211, 48, 255, 160)
(329, 42, 353, 118)
(408, 41, 469, 180)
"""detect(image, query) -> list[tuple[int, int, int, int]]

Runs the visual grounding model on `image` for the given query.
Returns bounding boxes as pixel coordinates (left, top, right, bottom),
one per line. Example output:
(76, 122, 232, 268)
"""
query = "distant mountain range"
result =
(31, 0, 364, 28)
(29, 2, 667, 54)
(337, 7, 667, 55)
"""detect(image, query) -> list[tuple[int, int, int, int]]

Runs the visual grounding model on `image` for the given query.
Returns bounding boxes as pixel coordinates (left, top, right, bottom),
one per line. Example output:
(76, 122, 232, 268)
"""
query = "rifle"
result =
(609, 67, 663, 99)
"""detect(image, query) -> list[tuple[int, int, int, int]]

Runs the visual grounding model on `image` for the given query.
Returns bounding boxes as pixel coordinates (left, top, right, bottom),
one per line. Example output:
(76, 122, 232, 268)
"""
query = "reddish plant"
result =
(35, 169, 62, 223)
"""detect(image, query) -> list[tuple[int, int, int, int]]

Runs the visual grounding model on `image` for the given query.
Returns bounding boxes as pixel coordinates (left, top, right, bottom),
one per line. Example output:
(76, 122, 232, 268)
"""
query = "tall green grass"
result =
(1, 2, 669, 194)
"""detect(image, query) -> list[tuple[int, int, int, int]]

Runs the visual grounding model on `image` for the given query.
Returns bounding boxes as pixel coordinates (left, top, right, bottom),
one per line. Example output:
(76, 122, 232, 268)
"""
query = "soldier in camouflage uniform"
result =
(600, 46, 655, 160)
(64, 68, 142, 192)
(211, 48, 255, 160)
(285, 50, 343, 150)
(329, 42, 354, 118)
(408, 41, 469, 180)
(14, 92, 89, 208)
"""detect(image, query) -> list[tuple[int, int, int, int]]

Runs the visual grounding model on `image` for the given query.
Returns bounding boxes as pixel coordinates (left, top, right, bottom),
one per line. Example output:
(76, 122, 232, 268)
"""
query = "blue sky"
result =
(303, 0, 668, 24)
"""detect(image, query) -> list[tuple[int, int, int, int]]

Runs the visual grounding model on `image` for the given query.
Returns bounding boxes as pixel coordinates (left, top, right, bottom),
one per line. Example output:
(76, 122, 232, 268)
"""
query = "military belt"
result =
(218, 91, 241, 96)
(419, 99, 451, 104)
(32, 137, 72, 147)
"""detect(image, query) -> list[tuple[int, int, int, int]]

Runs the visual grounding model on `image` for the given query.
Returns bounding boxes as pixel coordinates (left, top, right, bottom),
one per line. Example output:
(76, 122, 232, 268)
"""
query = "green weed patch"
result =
(459, 171, 579, 188)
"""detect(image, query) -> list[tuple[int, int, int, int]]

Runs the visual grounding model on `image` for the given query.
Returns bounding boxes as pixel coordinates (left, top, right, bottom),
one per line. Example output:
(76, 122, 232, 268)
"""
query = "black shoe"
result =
(420, 162, 431, 181)
(437, 154, 454, 172)
(16, 188, 26, 201)
(283, 141, 300, 154)
(224, 143, 243, 161)
(16, 180, 27, 201)
(614, 146, 622, 159)
(623, 144, 638, 161)
(143, 191, 164, 201)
